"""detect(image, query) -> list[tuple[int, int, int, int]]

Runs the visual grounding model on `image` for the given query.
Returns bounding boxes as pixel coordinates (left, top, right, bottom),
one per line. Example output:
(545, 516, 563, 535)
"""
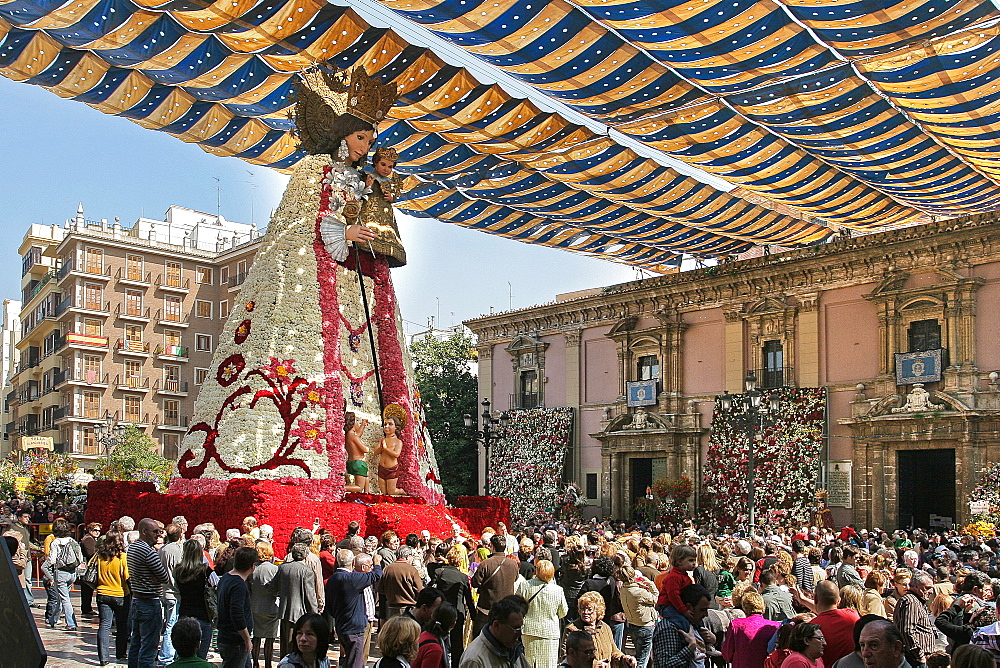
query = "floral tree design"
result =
(179, 354, 330, 478)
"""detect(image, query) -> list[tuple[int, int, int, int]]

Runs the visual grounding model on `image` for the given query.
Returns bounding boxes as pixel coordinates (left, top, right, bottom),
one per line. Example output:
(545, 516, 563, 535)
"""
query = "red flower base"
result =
(87, 480, 508, 556)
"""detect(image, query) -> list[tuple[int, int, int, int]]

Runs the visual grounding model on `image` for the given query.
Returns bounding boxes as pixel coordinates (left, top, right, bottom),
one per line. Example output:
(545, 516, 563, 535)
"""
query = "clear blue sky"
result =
(0, 76, 641, 335)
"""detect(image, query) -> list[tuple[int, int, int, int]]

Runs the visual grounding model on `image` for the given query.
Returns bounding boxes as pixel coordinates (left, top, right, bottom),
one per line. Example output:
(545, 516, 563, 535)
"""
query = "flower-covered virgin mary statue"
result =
(171, 67, 444, 503)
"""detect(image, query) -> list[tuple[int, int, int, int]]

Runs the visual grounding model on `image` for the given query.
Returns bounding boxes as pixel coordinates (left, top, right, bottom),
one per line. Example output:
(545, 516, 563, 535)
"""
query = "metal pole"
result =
(353, 246, 385, 413)
(748, 410, 755, 535)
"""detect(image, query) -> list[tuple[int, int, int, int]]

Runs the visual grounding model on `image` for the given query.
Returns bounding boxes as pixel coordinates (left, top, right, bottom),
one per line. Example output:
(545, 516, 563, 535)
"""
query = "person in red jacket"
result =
(656, 544, 697, 613)
(413, 603, 457, 668)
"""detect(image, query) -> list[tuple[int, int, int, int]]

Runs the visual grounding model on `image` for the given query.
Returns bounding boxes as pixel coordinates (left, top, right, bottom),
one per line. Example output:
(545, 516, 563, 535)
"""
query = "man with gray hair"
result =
(275, 543, 319, 657)
(860, 619, 911, 668)
(378, 545, 423, 619)
(895, 571, 935, 668)
(171, 515, 189, 539)
(327, 549, 383, 668)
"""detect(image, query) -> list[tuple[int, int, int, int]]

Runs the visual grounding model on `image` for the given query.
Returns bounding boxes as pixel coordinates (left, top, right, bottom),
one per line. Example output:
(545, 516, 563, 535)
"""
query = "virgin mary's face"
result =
(345, 129, 375, 162)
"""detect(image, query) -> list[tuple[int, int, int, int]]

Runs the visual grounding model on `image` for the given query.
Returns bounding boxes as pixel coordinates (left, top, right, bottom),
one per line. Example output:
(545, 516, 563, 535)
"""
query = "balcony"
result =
(62, 299, 112, 318)
(116, 303, 151, 323)
(116, 339, 150, 356)
(114, 375, 150, 393)
(156, 344, 189, 361)
(117, 267, 152, 287)
(155, 415, 190, 431)
(22, 248, 43, 277)
(55, 333, 110, 352)
(155, 308, 190, 328)
(509, 393, 540, 410)
(749, 367, 796, 390)
(228, 272, 248, 290)
(22, 271, 56, 305)
(155, 380, 189, 396)
(15, 357, 40, 375)
(156, 276, 190, 294)
(55, 370, 110, 388)
(57, 261, 112, 284)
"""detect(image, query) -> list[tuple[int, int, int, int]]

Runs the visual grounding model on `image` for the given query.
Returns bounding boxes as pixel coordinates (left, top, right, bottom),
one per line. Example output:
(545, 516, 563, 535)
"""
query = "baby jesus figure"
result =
(375, 403, 406, 496)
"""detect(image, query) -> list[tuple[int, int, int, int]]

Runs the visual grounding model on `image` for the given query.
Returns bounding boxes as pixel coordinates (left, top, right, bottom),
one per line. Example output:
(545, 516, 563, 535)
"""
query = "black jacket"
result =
(935, 599, 988, 648)
(430, 564, 475, 617)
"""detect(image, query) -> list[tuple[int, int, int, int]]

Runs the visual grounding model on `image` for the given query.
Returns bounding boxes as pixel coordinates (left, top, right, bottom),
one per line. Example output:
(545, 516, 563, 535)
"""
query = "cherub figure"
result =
(344, 411, 370, 493)
(375, 403, 406, 495)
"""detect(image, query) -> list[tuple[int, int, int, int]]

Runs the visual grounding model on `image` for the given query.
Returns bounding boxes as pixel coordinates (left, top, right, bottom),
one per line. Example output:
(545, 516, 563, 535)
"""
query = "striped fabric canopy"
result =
(4, 0, 999, 268)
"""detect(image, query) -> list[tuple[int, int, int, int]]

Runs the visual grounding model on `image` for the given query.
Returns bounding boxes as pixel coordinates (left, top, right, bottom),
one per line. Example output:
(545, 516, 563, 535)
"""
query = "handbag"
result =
(79, 556, 99, 588)
(204, 571, 218, 625)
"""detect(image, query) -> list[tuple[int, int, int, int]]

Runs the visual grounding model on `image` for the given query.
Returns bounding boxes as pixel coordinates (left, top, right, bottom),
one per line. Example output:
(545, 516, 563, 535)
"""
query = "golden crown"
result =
(373, 146, 399, 164)
(383, 403, 407, 429)
(293, 67, 398, 153)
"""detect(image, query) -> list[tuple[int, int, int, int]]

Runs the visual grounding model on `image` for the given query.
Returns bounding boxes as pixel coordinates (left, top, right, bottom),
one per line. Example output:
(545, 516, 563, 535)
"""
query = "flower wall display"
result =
(701, 387, 826, 529)
(490, 407, 574, 525)
(966, 462, 1000, 525)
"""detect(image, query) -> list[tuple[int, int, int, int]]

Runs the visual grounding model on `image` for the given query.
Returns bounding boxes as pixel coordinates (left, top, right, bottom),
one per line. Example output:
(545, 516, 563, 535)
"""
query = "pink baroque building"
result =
(464, 213, 1000, 530)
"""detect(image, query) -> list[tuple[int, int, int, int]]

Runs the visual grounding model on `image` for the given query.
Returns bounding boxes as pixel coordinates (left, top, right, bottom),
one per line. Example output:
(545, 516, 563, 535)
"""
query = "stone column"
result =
(565, 330, 582, 484)
(477, 345, 493, 495)
(724, 309, 744, 393)
(798, 294, 820, 387)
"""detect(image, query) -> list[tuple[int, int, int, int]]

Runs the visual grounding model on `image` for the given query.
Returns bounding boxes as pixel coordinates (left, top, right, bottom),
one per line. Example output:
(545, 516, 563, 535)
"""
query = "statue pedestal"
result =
(86, 480, 508, 552)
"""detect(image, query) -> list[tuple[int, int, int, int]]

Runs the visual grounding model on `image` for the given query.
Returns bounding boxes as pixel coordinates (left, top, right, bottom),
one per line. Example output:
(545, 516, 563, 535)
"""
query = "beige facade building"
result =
(465, 213, 1000, 530)
(8, 205, 260, 466)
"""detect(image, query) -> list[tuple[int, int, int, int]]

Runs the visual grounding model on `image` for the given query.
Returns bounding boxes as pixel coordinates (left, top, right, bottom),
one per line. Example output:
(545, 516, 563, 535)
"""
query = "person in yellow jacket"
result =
(95, 528, 130, 665)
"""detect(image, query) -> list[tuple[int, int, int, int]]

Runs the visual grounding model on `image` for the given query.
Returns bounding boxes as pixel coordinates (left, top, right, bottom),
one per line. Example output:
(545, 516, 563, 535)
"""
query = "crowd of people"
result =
(6, 510, 1000, 668)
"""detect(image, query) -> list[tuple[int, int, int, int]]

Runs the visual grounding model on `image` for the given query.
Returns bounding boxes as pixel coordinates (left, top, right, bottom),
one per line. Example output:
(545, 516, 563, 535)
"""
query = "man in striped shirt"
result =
(894, 571, 935, 668)
(126, 518, 169, 668)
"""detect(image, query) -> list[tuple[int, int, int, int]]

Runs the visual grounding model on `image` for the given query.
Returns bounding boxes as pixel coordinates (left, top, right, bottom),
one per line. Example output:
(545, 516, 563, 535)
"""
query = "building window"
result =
(124, 395, 141, 422)
(164, 296, 182, 322)
(761, 340, 785, 389)
(219, 300, 230, 319)
(164, 365, 180, 391)
(196, 266, 212, 284)
(519, 370, 539, 409)
(162, 433, 180, 460)
(83, 355, 101, 382)
(195, 300, 212, 319)
(163, 399, 180, 426)
(125, 289, 143, 316)
(84, 283, 103, 311)
(908, 319, 941, 352)
(83, 318, 102, 337)
(165, 330, 182, 348)
(637, 354, 659, 381)
(124, 360, 142, 388)
(195, 368, 209, 385)
(85, 247, 103, 274)
(196, 334, 212, 352)
(81, 426, 97, 454)
(126, 254, 144, 281)
(586, 473, 598, 500)
(220, 266, 230, 285)
(82, 391, 101, 419)
(125, 324, 142, 344)
(165, 261, 182, 287)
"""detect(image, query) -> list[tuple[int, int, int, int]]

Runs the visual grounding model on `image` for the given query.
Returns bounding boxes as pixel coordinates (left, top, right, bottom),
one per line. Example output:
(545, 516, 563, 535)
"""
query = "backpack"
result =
(54, 540, 81, 573)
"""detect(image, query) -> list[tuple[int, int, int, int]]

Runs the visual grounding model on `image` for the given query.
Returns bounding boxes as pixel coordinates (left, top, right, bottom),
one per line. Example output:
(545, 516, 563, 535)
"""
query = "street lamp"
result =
(463, 398, 510, 497)
(94, 411, 126, 460)
(716, 373, 780, 535)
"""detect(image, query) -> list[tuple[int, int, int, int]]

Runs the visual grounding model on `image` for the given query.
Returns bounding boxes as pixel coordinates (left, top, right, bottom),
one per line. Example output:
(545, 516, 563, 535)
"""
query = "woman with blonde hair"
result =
(377, 615, 421, 668)
(839, 585, 866, 616)
(516, 560, 568, 668)
(251, 541, 281, 668)
(884, 570, 911, 621)
(862, 571, 887, 617)
(561, 591, 635, 666)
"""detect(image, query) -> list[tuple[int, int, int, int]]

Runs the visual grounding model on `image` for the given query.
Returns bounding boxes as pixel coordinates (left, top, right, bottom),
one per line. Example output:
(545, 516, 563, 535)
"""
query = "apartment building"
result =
(1, 298, 22, 458)
(8, 204, 261, 467)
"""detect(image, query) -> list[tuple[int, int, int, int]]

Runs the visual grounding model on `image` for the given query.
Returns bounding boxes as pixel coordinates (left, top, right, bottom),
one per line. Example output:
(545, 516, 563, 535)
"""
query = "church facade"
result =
(464, 213, 1000, 529)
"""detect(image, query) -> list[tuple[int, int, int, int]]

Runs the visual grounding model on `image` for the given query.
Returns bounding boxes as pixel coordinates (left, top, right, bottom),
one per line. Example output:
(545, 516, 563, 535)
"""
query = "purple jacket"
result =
(722, 613, 781, 668)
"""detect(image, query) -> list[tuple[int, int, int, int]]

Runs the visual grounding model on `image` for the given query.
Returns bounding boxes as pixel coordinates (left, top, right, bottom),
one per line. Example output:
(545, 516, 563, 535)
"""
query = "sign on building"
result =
(626, 380, 658, 407)
(827, 461, 852, 508)
(21, 436, 53, 451)
(895, 349, 943, 385)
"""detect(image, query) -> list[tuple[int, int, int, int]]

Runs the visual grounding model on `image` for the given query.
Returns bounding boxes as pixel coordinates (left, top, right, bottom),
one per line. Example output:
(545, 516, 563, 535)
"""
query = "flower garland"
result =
(700, 387, 826, 529)
(489, 407, 574, 524)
